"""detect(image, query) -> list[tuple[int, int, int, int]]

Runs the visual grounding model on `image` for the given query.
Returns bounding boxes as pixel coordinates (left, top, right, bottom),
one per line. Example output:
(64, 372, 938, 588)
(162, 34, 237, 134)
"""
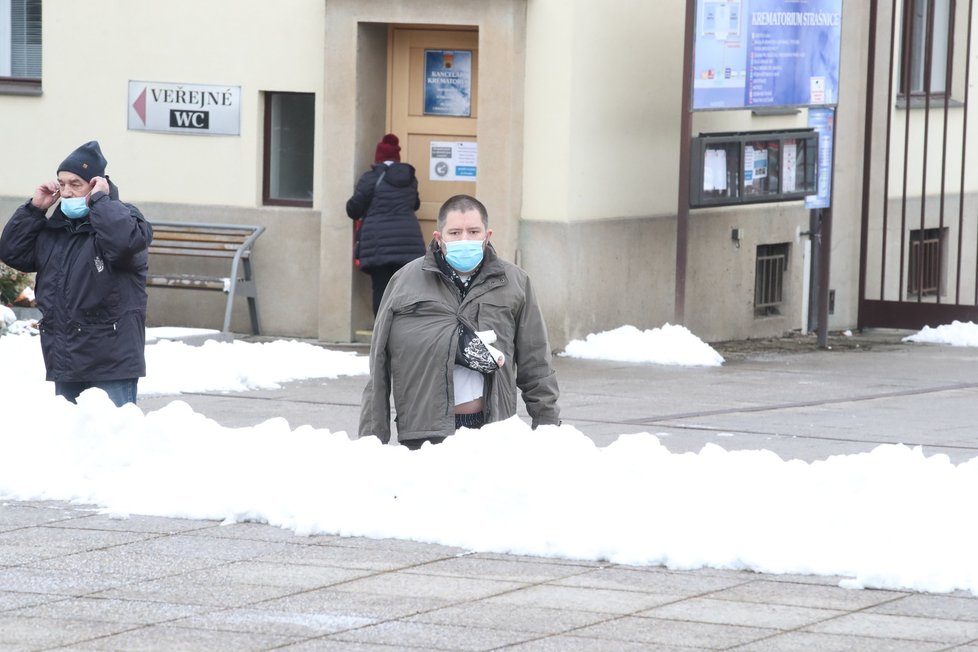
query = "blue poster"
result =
(692, 0, 842, 110)
(424, 50, 472, 117)
(805, 108, 834, 209)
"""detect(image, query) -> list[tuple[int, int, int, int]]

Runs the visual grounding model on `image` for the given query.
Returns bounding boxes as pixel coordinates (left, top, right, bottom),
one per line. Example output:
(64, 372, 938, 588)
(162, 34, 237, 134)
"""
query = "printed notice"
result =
(704, 148, 728, 191)
(430, 141, 478, 182)
(783, 140, 797, 193)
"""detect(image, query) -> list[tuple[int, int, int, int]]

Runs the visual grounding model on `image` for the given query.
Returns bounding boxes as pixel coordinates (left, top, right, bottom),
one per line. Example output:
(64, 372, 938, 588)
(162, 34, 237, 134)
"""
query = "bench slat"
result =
(147, 275, 229, 291)
(147, 220, 264, 334)
(152, 232, 250, 244)
(148, 246, 240, 258)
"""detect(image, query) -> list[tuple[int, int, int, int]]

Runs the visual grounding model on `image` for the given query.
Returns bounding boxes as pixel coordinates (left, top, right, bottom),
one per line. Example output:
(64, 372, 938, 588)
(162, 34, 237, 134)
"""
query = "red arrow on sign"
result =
(132, 87, 147, 124)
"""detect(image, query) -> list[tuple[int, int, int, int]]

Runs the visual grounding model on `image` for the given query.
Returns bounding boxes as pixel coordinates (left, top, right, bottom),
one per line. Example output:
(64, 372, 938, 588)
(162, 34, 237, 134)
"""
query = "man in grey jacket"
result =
(359, 194, 560, 449)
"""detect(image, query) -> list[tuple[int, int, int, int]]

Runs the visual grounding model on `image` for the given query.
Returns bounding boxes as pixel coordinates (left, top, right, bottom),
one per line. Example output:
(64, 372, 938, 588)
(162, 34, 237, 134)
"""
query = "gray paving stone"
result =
(54, 511, 213, 535)
(258, 539, 457, 571)
(259, 588, 456, 620)
(868, 593, 978, 621)
(553, 565, 748, 595)
(190, 559, 374, 589)
(734, 629, 948, 651)
(184, 520, 341, 543)
(324, 619, 536, 651)
(0, 567, 130, 594)
(707, 577, 909, 610)
(26, 550, 225, 580)
(59, 623, 304, 651)
(472, 552, 605, 570)
(484, 584, 677, 614)
(8, 595, 207, 624)
(116, 532, 300, 561)
(0, 524, 157, 553)
(639, 596, 845, 629)
(173, 606, 377, 637)
(0, 590, 65, 612)
(276, 638, 431, 651)
(331, 572, 527, 601)
(573, 614, 776, 648)
(0, 501, 86, 527)
(805, 611, 978, 643)
(512, 636, 700, 651)
(407, 601, 609, 634)
(0, 614, 137, 648)
(92, 572, 298, 608)
(403, 555, 591, 583)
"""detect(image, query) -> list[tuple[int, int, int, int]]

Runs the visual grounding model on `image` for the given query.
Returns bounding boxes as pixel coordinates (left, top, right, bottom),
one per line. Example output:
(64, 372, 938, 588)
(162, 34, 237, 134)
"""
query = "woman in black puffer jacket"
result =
(346, 134, 426, 316)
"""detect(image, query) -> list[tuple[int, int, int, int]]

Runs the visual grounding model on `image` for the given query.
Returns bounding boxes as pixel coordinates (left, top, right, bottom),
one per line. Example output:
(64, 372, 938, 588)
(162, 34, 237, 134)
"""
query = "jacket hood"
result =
(377, 162, 416, 188)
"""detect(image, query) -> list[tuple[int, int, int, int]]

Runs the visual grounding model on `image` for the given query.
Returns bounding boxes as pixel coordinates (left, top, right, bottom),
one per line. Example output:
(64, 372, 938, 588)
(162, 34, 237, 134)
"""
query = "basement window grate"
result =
(908, 227, 945, 296)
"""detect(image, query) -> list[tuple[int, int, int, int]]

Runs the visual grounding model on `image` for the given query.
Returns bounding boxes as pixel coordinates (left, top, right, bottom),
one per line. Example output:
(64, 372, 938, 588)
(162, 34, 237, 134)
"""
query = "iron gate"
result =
(859, 0, 978, 329)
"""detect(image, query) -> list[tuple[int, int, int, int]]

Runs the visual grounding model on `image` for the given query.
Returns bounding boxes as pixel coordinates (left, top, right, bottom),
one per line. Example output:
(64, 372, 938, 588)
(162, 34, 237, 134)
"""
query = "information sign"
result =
(692, 0, 842, 110)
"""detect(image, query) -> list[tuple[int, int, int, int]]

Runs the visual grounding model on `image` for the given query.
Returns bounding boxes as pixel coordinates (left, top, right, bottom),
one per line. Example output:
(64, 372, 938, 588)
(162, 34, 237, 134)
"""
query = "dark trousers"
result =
(369, 264, 402, 316)
(402, 413, 485, 450)
(55, 379, 138, 407)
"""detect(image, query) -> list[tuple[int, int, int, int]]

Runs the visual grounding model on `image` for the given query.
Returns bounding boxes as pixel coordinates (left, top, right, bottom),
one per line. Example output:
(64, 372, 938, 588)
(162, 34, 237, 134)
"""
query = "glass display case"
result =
(690, 130, 818, 207)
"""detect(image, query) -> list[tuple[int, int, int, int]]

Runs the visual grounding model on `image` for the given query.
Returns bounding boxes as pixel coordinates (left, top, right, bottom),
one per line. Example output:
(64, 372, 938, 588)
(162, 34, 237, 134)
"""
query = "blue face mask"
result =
(60, 196, 90, 219)
(444, 239, 485, 273)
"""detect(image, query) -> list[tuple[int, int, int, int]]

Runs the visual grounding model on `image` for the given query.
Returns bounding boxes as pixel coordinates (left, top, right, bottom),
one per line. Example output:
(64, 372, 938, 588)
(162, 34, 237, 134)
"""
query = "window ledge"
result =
(896, 95, 964, 110)
(263, 199, 313, 208)
(0, 78, 42, 96)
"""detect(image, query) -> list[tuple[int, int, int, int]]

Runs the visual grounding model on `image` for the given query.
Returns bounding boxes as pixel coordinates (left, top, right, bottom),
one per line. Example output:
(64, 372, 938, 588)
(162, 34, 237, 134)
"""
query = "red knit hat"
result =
(374, 133, 401, 163)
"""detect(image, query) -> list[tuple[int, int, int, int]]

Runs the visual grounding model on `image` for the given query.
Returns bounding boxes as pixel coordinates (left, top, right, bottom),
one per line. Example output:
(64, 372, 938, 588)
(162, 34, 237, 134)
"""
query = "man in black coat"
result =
(0, 141, 153, 406)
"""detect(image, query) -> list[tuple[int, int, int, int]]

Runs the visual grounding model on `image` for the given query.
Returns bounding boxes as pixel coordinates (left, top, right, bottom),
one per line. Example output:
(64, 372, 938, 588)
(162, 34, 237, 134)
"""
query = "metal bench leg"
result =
(244, 259, 260, 335)
(222, 285, 234, 333)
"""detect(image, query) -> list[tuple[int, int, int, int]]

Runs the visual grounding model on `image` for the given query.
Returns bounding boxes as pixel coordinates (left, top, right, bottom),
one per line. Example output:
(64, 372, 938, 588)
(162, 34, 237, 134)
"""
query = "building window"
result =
(900, 0, 951, 98)
(0, 0, 42, 95)
(263, 92, 315, 207)
(754, 243, 789, 317)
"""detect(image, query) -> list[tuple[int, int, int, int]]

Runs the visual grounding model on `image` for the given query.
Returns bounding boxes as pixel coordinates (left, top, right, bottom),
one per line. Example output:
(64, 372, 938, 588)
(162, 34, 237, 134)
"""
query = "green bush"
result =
(0, 261, 34, 306)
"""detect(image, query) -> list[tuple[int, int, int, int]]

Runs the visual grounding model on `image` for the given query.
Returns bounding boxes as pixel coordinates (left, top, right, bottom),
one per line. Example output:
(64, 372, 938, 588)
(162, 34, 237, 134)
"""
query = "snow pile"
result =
(903, 320, 978, 347)
(0, 393, 976, 595)
(562, 324, 724, 366)
(0, 331, 368, 401)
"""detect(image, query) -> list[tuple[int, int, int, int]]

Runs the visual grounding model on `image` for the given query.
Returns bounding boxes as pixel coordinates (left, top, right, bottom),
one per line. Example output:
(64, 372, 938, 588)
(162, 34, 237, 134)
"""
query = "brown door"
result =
(389, 27, 478, 240)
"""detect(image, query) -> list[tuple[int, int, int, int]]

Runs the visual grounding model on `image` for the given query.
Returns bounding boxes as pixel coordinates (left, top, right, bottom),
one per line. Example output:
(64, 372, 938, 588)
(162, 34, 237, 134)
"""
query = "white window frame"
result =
(902, 0, 952, 97)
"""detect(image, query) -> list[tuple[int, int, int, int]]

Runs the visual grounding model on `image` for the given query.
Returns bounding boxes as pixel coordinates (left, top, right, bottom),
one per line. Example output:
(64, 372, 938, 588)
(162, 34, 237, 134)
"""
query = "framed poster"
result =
(423, 50, 473, 117)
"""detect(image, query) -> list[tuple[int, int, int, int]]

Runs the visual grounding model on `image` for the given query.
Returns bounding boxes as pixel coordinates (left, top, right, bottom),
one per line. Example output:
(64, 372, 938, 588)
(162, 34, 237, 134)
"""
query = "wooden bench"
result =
(147, 221, 265, 334)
